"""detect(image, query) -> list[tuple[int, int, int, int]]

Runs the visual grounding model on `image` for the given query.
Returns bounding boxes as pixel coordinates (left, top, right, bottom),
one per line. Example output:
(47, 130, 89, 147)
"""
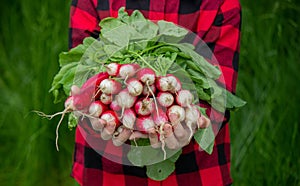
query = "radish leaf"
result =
(194, 124, 215, 154)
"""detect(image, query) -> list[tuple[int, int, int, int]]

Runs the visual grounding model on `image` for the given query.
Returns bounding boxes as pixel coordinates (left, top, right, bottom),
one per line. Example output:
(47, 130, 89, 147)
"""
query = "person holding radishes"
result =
(66, 0, 243, 185)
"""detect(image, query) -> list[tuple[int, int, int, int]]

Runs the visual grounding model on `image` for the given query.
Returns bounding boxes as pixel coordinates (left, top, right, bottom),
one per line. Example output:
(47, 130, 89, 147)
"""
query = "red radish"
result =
(136, 67, 156, 85)
(121, 108, 136, 129)
(100, 110, 120, 128)
(64, 96, 75, 111)
(166, 74, 181, 93)
(185, 105, 201, 140)
(153, 107, 168, 126)
(134, 98, 155, 116)
(81, 72, 109, 90)
(70, 85, 80, 96)
(115, 89, 137, 109)
(167, 105, 185, 123)
(119, 64, 140, 79)
(100, 93, 113, 105)
(142, 84, 156, 96)
(99, 79, 122, 94)
(135, 116, 155, 134)
(155, 76, 169, 92)
(176, 90, 194, 107)
(155, 74, 181, 93)
(72, 86, 95, 110)
(110, 99, 121, 111)
(88, 100, 107, 117)
(127, 78, 143, 96)
(157, 92, 174, 107)
(105, 63, 121, 76)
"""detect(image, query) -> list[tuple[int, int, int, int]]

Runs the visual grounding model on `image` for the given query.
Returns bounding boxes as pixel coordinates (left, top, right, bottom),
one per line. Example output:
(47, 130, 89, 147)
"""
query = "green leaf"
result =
(59, 37, 97, 66)
(68, 112, 78, 130)
(224, 90, 247, 111)
(146, 159, 175, 181)
(186, 68, 210, 89)
(49, 62, 78, 103)
(157, 20, 188, 43)
(194, 124, 215, 154)
(145, 150, 181, 181)
(194, 85, 211, 101)
(173, 43, 221, 79)
(127, 145, 163, 167)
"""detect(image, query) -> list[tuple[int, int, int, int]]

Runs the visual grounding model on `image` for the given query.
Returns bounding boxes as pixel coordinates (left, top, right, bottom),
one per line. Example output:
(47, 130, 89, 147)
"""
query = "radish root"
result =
(146, 81, 159, 116)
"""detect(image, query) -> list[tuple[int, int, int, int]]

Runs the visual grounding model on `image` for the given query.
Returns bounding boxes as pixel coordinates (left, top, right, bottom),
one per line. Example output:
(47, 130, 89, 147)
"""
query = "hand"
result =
(148, 114, 211, 150)
(71, 85, 211, 148)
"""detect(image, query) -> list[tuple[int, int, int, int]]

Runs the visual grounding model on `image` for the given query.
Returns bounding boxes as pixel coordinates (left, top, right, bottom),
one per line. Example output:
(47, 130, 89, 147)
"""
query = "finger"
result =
(129, 131, 148, 140)
(168, 113, 180, 124)
(148, 127, 161, 148)
(90, 118, 106, 132)
(71, 85, 80, 96)
(163, 124, 179, 150)
(197, 115, 211, 129)
(173, 122, 189, 146)
(101, 121, 116, 140)
(112, 127, 131, 146)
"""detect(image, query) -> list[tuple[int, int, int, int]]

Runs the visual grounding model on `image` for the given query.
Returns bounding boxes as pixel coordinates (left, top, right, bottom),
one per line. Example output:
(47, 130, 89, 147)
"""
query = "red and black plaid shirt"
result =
(69, 0, 241, 185)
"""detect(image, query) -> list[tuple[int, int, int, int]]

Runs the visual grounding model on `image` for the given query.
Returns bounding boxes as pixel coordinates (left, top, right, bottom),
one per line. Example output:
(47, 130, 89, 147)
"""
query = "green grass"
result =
(231, 0, 300, 185)
(0, 0, 78, 185)
(0, 0, 299, 185)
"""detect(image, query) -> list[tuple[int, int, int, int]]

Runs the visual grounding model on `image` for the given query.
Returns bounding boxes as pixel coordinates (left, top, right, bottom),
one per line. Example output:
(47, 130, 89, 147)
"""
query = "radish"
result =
(64, 96, 75, 110)
(81, 72, 109, 90)
(167, 105, 185, 123)
(135, 115, 155, 134)
(155, 74, 181, 93)
(157, 92, 174, 107)
(70, 85, 80, 96)
(121, 108, 136, 129)
(176, 90, 194, 107)
(100, 110, 120, 128)
(155, 76, 169, 92)
(142, 84, 156, 96)
(127, 78, 143, 96)
(119, 63, 140, 79)
(100, 110, 120, 140)
(185, 105, 201, 140)
(105, 62, 121, 76)
(153, 107, 168, 126)
(88, 100, 107, 117)
(100, 93, 113, 105)
(166, 74, 182, 93)
(110, 99, 121, 111)
(115, 89, 137, 109)
(136, 67, 156, 85)
(99, 78, 122, 95)
(115, 89, 137, 118)
(134, 98, 155, 116)
(72, 86, 95, 110)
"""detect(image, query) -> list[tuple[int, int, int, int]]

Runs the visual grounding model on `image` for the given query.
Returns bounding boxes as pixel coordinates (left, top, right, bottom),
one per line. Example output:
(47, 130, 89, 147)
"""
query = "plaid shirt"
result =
(69, 0, 241, 185)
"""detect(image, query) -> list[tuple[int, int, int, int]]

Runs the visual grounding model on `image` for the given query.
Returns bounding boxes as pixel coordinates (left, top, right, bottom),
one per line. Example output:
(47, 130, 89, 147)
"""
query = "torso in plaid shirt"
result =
(69, 0, 241, 185)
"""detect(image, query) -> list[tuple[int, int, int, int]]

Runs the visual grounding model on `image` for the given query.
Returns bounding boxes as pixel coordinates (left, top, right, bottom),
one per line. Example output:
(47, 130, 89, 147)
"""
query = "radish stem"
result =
(146, 81, 159, 116)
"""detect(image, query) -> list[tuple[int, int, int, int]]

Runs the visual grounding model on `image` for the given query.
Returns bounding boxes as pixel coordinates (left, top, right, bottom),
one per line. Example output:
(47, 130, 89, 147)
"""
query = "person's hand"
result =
(148, 113, 211, 150)
(71, 85, 211, 149)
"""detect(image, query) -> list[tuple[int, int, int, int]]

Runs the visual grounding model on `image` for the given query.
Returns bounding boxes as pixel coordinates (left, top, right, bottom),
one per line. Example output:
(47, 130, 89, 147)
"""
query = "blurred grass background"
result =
(0, 0, 299, 185)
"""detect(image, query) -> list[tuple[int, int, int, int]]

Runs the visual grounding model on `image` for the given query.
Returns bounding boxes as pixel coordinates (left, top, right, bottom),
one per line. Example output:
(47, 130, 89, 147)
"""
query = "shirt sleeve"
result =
(69, 0, 100, 49)
(203, 0, 241, 93)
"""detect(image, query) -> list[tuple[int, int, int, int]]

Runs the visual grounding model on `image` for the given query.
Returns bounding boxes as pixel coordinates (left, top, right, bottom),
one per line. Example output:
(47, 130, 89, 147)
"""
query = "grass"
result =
(0, 0, 299, 185)
(230, 0, 300, 185)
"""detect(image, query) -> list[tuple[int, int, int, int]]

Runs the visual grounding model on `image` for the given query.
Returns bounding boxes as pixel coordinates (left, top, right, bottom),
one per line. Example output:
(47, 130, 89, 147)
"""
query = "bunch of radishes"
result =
(48, 62, 203, 152)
